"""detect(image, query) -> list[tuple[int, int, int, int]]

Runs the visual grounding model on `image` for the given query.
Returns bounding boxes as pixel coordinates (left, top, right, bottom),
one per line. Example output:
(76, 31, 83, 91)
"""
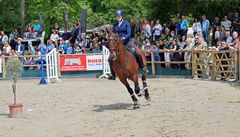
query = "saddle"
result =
(125, 46, 143, 70)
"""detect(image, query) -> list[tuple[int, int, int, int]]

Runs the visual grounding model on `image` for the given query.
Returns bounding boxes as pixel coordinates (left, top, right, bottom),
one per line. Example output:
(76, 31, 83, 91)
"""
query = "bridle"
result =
(108, 34, 121, 55)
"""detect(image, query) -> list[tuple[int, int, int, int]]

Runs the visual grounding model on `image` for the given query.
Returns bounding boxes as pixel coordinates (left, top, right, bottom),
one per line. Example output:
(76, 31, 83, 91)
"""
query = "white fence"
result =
(46, 48, 59, 83)
(98, 46, 111, 78)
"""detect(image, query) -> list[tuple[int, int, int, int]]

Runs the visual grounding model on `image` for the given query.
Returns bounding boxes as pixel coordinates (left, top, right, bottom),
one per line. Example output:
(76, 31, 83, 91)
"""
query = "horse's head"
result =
(106, 27, 122, 61)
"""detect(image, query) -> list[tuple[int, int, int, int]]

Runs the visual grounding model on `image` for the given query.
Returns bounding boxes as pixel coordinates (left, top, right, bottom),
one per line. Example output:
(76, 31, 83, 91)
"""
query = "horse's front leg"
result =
(120, 77, 139, 109)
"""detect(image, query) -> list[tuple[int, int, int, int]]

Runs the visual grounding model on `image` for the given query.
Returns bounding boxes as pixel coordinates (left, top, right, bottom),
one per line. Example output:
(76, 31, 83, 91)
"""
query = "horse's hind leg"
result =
(120, 78, 139, 109)
(142, 73, 151, 101)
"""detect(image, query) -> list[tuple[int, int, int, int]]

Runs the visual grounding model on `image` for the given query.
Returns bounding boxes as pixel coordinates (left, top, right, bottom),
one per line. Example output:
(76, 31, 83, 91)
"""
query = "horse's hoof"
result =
(133, 101, 140, 109)
(133, 104, 140, 109)
(144, 92, 151, 102)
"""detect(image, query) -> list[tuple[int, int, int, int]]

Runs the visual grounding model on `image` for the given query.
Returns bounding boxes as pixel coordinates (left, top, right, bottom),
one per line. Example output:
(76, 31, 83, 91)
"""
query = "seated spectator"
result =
(2, 41, 11, 56)
(66, 44, 73, 54)
(61, 28, 72, 41)
(225, 31, 233, 46)
(50, 30, 59, 45)
(34, 44, 46, 65)
(58, 38, 68, 54)
(232, 12, 240, 34)
(28, 41, 35, 56)
(38, 41, 47, 52)
(92, 43, 101, 53)
(23, 50, 34, 70)
(46, 39, 55, 53)
(15, 38, 24, 56)
(24, 24, 34, 39)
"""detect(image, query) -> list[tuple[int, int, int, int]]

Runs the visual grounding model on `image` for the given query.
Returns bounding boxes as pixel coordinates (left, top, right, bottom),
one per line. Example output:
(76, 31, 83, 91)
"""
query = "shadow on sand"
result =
(0, 113, 10, 118)
(93, 103, 133, 112)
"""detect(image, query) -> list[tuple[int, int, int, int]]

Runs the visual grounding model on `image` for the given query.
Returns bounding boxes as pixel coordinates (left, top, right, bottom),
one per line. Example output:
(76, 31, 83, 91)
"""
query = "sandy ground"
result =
(0, 78, 240, 137)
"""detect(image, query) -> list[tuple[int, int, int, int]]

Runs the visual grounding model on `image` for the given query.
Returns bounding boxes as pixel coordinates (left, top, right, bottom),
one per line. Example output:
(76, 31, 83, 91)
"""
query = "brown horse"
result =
(106, 28, 150, 109)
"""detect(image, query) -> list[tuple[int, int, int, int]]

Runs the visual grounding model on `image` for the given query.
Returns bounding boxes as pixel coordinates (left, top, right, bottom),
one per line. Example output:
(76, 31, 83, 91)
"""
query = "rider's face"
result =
(116, 16, 123, 22)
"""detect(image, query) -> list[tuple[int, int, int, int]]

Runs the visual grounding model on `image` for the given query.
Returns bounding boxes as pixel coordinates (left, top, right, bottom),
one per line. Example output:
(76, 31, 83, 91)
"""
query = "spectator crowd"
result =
(0, 12, 239, 72)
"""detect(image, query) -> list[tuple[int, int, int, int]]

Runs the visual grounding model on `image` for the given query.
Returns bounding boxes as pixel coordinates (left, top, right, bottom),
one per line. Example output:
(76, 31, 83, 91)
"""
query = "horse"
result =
(106, 28, 150, 109)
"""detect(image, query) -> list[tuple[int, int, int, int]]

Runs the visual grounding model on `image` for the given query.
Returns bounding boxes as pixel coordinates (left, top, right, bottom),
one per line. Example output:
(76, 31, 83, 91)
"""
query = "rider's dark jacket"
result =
(113, 20, 131, 45)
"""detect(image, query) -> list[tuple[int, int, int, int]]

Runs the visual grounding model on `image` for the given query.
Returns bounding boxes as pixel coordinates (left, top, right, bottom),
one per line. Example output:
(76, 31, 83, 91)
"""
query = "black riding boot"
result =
(135, 51, 147, 74)
(108, 60, 116, 80)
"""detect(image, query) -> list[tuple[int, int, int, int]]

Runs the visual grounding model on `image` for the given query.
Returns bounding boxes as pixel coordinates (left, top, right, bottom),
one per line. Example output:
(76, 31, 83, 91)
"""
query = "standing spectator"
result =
(1, 31, 8, 43)
(33, 20, 41, 37)
(70, 20, 81, 45)
(152, 19, 163, 41)
(176, 18, 182, 36)
(15, 38, 24, 56)
(221, 16, 232, 31)
(53, 23, 60, 35)
(9, 29, 18, 50)
(180, 15, 189, 37)
(219, 26, 226, 42)
(232, 12, 240, 34)
(142, 20, 152, 39)
(201, 14, 210, 44)
(193, 36, 207, 78)
(192, 17, 202, 36)
(214, 27, 220, 43)
(212, 16, 221, 40)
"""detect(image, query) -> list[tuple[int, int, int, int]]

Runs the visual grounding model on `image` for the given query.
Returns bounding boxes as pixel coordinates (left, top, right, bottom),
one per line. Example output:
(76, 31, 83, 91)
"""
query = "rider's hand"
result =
(121, 37, 125, 42)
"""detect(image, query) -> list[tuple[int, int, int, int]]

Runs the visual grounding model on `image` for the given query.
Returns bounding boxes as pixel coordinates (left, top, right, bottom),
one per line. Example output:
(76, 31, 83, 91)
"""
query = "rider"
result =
(108, 10, 146, 80)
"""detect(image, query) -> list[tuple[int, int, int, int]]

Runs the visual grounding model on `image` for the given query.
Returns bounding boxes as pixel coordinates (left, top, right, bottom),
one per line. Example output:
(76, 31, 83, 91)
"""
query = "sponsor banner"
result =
(60, 55, 87, 72)
(0, 58, 2, 73)
(86, 55, 103, 70)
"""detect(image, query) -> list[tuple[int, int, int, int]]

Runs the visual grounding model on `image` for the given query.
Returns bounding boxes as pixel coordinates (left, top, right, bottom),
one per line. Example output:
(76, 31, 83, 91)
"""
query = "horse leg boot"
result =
(142, 73, 151, 101)
(134, 82, 142, 97)
(125, 83, 139, 109)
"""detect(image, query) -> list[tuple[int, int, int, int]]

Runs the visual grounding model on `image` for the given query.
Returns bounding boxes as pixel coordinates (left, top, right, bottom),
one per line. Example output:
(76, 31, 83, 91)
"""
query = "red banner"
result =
(60, 55, 87, 71)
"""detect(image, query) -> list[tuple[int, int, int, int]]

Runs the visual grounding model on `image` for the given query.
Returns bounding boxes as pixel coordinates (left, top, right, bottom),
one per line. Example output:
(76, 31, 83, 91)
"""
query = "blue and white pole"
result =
(39, 47, 47, 84)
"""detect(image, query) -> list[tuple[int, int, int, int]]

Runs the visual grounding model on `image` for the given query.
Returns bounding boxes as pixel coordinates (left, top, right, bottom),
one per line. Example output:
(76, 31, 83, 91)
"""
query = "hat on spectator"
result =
(28, 41, 32, 45)
(17, 37, 22, 41)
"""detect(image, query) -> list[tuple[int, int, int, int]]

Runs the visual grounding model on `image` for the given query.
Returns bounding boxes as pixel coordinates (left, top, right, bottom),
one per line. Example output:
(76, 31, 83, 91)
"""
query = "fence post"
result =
(237, 47, 240, 81)
(212, 50, 216, 80)
(191, 50, 195, 79)
(2, 56, 6, 79)
(58, 53, 61, 77)
(151, 52, 155, 75)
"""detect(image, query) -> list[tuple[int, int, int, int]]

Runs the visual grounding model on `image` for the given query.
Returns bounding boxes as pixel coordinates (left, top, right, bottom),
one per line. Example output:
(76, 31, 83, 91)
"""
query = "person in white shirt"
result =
(192, 17, 202, 36)
(50, 30, 60, 48)
(50, 30, 59, 43)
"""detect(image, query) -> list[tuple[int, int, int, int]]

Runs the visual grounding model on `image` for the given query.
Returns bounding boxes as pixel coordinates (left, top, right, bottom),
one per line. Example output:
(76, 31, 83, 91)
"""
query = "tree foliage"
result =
(0, 0, 239, 36)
